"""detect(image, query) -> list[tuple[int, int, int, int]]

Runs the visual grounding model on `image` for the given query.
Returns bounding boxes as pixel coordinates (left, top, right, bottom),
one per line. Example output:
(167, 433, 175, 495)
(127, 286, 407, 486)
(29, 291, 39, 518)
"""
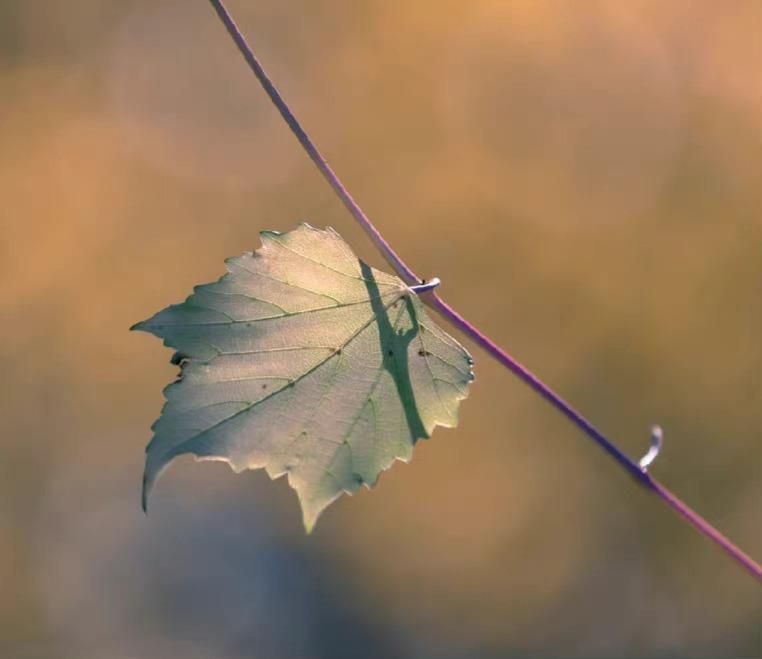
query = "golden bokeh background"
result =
(1, 1, 760, 657)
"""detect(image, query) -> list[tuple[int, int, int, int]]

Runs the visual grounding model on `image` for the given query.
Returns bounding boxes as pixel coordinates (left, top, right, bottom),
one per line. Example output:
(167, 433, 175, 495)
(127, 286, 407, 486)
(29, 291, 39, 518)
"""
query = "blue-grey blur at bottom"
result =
(32, 462, 415, 659)
(27, 446, 760, 659)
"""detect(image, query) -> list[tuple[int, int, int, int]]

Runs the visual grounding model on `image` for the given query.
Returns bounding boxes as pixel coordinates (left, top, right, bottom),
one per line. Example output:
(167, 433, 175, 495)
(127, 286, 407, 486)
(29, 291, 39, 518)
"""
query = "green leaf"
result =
(133, 224, 474, 531)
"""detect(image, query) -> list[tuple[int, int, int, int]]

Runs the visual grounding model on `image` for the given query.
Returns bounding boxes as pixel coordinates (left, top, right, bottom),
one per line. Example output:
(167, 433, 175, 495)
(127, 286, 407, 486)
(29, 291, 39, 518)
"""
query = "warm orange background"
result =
(2, 1, 760, 657)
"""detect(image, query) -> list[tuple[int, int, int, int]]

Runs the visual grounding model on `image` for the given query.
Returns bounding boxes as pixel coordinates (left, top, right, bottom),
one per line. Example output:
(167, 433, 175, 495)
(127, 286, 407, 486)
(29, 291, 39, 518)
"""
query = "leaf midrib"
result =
(159, 290, 407, 461)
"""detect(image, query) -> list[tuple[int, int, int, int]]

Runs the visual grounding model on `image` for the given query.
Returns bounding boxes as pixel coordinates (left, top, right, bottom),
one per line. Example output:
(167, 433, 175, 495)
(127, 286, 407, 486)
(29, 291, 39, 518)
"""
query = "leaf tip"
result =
(296, 490, 330, 535)
(141, 455, 164, 515)
(141, 475, 150, 514)
(301, 504, 326, 535)
(259, 229, 282, 241)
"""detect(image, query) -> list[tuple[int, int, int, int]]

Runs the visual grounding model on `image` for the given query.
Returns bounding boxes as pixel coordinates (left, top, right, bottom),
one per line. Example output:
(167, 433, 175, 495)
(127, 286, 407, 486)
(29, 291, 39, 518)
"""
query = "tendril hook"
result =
(640, 425, 664, 472)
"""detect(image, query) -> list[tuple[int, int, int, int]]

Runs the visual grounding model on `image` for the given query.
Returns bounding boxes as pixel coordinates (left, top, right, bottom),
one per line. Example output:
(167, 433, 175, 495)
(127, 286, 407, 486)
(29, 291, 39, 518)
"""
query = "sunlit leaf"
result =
(133, 224, 474, 530)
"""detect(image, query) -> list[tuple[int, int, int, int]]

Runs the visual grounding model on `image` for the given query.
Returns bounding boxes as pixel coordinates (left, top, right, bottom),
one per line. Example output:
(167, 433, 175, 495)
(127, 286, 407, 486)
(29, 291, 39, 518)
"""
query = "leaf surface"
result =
(133, 224, 474, 530)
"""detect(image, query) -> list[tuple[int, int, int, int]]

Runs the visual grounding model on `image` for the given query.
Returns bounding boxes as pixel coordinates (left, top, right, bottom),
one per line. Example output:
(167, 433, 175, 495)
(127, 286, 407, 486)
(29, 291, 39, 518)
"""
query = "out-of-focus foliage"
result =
(135, 224, 473, 530)
(1, 1, 760, 657)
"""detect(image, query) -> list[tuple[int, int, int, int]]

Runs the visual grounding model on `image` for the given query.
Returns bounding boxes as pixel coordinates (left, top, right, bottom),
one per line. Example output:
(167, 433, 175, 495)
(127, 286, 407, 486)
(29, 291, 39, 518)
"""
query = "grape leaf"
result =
(133, 224, 474, 530)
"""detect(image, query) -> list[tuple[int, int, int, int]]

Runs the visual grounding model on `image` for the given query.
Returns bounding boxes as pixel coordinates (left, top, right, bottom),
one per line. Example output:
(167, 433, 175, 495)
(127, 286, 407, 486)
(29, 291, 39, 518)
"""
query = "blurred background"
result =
(1, 1, 760, 657)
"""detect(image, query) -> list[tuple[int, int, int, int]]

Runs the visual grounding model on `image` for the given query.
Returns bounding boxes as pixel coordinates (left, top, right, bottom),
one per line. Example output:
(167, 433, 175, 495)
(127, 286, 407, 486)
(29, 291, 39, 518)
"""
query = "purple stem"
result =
(207, 0, 762, 583)
(429, 294, 762, 581)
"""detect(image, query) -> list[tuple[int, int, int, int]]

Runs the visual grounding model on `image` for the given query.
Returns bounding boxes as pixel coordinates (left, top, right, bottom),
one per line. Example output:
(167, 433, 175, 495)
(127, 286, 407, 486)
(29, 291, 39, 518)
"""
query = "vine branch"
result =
(207, 0, 762, 582)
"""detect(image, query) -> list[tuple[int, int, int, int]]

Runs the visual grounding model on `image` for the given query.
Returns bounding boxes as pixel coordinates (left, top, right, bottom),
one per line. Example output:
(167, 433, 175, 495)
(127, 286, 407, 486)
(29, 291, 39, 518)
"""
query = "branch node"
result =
(409, 277, 441, 294)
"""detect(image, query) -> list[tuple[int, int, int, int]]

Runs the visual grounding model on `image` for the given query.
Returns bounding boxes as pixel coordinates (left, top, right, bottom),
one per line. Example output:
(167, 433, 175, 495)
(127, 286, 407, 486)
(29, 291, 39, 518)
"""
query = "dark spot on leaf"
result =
(418, 349, 432, 357)
(261, 383, 267, 390)
(387, 349, 394, 357)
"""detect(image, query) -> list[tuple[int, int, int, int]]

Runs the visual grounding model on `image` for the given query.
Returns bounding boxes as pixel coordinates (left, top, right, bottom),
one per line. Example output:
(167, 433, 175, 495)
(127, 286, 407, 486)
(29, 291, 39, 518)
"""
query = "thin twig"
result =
(208, 0, 418, 286)
(207, 0, 762, 582)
